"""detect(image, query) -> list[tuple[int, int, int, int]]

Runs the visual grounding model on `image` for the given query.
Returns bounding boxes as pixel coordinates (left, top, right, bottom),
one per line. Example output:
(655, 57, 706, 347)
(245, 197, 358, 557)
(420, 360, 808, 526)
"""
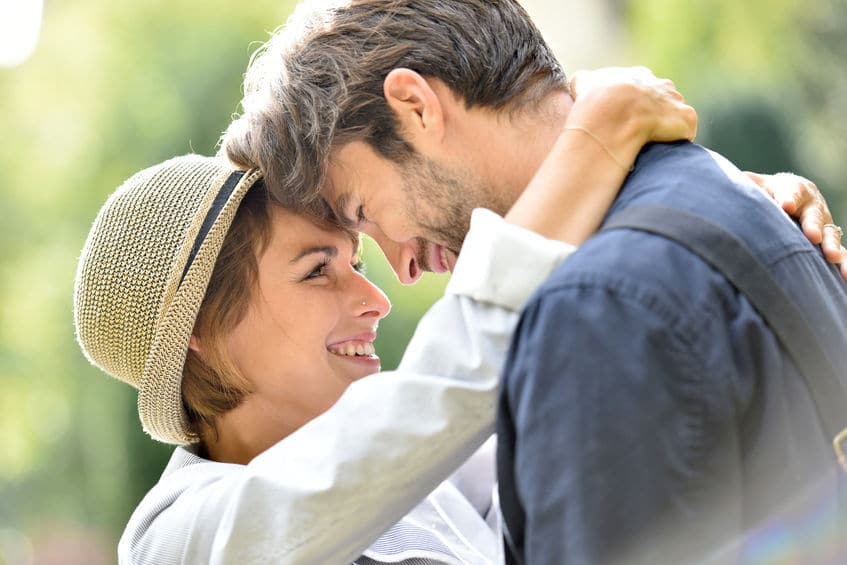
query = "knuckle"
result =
(802, 205, 822, 221)
(636, 66, 655, 79)
(686, 106, 698, 121)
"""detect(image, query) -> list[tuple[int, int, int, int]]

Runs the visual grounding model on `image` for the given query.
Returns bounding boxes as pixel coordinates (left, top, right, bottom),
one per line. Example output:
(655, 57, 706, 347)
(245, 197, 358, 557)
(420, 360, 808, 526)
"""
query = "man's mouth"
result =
(429, 243, 458, 274)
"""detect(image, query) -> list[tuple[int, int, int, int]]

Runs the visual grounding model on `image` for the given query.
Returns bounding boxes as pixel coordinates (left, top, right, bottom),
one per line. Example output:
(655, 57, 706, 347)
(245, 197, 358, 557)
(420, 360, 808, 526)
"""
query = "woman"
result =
(73, 71, 843, 564)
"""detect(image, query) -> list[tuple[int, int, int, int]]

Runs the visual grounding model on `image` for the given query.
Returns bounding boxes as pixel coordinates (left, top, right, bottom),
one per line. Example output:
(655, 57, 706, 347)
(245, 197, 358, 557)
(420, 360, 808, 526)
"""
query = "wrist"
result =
(562, 126, 633, 173)
(565, 87, 649, 168)
(506, 128, 630, 244)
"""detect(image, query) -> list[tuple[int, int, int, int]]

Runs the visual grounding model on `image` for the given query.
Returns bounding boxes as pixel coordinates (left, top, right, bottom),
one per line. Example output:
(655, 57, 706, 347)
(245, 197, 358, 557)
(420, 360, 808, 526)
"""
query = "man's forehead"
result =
(325, 140, 380, 195)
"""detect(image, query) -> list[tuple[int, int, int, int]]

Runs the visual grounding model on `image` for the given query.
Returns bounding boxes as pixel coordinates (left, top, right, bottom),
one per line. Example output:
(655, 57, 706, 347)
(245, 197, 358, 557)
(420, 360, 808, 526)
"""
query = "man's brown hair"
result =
(222, 0, 566, 212)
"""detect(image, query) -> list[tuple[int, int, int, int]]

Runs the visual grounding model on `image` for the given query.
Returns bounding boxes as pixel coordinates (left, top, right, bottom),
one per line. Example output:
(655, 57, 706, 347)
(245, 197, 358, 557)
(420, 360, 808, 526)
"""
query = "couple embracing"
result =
(74, 1, 847, 563)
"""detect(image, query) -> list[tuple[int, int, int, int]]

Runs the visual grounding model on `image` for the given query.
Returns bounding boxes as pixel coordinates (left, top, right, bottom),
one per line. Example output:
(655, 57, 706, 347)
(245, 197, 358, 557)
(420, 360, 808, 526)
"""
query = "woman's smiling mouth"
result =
(327, 332, 381, 370)
(328, 340, 376, 357)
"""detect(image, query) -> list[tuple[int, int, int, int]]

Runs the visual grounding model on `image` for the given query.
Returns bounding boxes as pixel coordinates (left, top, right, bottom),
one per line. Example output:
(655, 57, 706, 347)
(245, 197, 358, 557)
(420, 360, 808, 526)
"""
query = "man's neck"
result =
(454, 90, 573, 211)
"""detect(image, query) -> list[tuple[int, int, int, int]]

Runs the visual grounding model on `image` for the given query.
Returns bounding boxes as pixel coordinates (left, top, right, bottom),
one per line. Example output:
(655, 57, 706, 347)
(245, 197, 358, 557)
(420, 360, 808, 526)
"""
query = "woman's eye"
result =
(356, 204, 368, 224)
(353, 260, 366, 274)
(303, 260, 329, 281)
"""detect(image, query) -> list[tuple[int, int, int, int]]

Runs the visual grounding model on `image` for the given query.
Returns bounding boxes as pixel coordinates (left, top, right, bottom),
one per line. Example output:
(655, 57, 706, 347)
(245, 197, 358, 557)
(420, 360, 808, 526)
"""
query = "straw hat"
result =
(74, 154, 263, 444)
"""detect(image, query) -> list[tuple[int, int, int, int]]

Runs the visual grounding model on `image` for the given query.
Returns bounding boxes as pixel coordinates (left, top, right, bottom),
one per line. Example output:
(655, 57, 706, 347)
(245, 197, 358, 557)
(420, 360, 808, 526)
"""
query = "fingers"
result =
(569, 70, 585, 98)
(643, 74, 697, 141)
(567, 66, 696, 147)
(755, 173, 827, 242)
(681, 103, 698, 141)
(785, 174, 821, 217)
(570, 67, 670, 100)
(752, 173, 847, 271)
(666, 83, 685, 102)
(822, 223, 845, 264)
(640, 79, 697, 142)
(749, 172, 846, 264)
(768, 173, 845, 265)
(660, 102, 697, 142)
(772, 172, 814, 216)
(743, 171, 770, 194)
(840, 247, 847, 282)
(799, 202, 826, 245)
(798, 176, 831, 246)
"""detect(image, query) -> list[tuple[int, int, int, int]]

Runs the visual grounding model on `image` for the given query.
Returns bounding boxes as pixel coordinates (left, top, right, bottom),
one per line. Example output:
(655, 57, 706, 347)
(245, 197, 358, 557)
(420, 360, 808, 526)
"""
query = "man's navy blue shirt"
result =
(497, 142, 847, 564)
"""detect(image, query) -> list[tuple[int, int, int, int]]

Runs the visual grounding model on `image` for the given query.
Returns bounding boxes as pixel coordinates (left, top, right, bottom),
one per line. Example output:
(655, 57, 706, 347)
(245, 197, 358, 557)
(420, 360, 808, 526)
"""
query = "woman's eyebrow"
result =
(289, 246, 338, 264)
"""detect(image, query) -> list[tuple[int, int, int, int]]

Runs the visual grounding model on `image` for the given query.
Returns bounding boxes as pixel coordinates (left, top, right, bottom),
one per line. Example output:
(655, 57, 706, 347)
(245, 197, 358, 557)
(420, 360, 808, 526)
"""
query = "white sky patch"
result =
(0, 0, 44, 68)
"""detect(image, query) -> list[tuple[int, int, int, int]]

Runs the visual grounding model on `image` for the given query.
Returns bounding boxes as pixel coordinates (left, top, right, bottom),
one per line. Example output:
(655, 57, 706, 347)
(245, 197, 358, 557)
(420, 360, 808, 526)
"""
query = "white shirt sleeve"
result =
(119, 209, 575, 565)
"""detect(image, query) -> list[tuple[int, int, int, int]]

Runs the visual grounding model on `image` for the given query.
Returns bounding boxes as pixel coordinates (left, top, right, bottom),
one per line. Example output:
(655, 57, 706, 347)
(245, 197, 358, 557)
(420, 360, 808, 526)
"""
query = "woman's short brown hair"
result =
(181, 182, 273, 442)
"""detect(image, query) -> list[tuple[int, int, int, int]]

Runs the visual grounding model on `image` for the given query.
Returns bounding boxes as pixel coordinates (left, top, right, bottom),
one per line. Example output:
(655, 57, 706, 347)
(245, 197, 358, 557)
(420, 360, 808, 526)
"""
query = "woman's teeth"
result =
(329, 341, 376, 357)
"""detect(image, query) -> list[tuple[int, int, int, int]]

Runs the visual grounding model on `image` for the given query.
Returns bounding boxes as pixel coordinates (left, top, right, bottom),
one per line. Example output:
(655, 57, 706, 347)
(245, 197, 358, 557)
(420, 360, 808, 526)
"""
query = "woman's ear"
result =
(383, 68, 445, 148)
(188, 335, 203, 355)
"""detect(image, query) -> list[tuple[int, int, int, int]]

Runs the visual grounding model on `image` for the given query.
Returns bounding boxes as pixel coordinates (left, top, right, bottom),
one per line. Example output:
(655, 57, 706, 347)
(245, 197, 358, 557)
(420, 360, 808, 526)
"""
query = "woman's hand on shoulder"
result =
(746, 171, 847, 280)
(566, 66, 698, 170)
(506, 66, 696, 244)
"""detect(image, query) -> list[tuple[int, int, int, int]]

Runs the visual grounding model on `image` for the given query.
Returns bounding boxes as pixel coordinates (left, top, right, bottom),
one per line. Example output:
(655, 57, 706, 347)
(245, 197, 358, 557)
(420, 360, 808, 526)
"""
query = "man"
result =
(222, 1, 847, 562)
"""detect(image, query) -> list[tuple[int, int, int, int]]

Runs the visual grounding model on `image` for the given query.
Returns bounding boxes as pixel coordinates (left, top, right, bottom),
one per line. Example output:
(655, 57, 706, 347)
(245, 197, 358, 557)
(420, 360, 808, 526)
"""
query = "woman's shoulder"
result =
(117, 446, 242, 564)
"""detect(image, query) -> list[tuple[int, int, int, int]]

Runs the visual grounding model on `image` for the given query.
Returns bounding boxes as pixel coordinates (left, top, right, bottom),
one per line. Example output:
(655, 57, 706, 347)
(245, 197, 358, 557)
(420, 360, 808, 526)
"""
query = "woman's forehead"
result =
(266, 205, 359, 258)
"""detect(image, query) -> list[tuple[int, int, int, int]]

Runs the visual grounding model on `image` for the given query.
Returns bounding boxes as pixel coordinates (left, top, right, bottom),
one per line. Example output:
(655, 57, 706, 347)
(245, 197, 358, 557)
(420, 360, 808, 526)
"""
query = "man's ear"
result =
(383, 68, 445, 148)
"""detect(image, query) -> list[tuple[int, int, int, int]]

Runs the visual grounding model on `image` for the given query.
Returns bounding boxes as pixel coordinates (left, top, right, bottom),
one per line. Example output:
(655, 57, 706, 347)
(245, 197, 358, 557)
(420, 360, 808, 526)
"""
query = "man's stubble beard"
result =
(401, 154, 511, 257)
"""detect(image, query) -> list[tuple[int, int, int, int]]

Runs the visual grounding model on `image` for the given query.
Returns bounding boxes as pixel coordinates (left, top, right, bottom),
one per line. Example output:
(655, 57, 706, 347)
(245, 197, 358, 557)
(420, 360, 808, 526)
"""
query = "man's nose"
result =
(363, 227, 423, 286)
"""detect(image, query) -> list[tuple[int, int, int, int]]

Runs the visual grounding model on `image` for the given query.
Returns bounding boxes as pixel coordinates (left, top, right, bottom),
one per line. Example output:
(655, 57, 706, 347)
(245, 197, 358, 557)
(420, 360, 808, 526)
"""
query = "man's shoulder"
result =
(537, 226, 708, 306)
(527, 211, 753, 343)
(534, 141, 807, 309)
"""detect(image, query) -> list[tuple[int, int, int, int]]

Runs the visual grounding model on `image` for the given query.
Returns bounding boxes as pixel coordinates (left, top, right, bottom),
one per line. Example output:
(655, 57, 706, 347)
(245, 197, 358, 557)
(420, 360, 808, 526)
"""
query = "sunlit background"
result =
(0, 0, 844, 563)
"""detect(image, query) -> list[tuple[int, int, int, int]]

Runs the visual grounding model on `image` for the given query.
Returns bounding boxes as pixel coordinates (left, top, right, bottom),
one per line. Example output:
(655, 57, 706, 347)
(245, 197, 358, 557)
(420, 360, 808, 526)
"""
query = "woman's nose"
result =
(351, 271, 391, 320)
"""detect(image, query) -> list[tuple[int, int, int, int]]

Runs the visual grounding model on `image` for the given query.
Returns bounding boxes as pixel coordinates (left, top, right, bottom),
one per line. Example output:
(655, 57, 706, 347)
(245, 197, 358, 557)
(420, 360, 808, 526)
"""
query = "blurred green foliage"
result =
(626, 0, 847, 217)
(0, 0, 844, 562)
(0, 2, 450, 560)
(0, 0, 292, 558)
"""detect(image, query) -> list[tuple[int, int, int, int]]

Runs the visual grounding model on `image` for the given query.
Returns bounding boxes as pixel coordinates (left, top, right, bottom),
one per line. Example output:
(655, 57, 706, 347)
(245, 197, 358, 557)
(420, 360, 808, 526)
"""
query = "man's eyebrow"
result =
(289, 246, 338, 264)
(333, 192, 357, 229)
(351, 235, 361, 258)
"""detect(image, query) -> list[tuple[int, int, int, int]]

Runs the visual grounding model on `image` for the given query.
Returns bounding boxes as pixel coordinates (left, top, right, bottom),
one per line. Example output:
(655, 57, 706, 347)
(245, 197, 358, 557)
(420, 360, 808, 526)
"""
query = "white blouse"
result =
(119, 209, 575, 564)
